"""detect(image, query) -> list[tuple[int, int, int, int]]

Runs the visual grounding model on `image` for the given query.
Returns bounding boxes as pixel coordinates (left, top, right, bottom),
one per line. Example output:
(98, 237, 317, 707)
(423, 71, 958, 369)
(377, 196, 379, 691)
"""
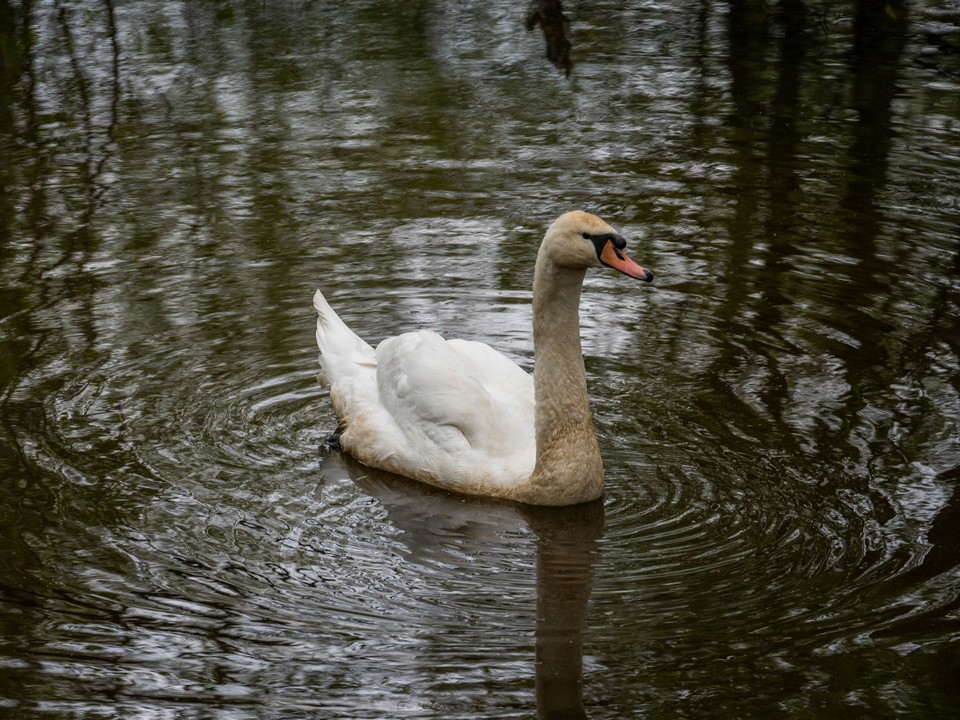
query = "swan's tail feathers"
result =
(313, 289, 376, 387)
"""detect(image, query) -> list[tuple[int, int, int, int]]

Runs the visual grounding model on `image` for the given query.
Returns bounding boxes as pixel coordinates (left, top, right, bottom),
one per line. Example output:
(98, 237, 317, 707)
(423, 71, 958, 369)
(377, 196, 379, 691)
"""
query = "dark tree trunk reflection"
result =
(526, 0, 572, 76)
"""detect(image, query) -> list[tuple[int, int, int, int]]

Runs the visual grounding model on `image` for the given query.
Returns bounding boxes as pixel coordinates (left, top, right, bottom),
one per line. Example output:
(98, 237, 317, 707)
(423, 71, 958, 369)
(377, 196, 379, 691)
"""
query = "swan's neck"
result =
(525, 253, 604, 505)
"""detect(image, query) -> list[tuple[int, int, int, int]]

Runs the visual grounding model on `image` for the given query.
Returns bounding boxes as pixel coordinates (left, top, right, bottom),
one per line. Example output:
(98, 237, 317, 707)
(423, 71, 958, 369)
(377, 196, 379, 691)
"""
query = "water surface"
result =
(1, 1, 959, 717)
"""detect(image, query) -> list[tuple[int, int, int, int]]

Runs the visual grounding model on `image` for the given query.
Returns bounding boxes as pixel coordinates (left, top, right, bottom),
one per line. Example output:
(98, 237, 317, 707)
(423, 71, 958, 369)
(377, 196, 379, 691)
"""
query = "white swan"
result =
(313, 211, 653, 506)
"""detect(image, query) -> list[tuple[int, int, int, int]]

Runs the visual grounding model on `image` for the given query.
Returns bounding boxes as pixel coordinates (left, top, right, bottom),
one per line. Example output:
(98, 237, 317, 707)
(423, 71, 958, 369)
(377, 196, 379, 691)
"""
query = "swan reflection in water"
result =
(317, 449, 603, 719)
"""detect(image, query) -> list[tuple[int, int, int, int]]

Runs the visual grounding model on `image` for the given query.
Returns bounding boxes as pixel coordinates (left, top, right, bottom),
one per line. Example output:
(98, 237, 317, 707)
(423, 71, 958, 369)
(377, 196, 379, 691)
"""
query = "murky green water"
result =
(2, 1, 959, 717)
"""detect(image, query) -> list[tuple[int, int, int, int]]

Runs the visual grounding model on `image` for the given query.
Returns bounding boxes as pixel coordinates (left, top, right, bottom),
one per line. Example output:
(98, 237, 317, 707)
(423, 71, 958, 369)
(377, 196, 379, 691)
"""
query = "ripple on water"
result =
(40, 320, 540, 648)
(589, 416, 910, 656)
(5, 205, 954, 716)
(8, 351, 542, 714)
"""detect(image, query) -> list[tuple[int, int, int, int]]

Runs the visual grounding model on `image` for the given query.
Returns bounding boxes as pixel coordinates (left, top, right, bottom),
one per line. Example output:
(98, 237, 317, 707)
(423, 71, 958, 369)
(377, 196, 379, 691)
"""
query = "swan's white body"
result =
(314, 211, 653, 506)
(313, 300, 537, 491)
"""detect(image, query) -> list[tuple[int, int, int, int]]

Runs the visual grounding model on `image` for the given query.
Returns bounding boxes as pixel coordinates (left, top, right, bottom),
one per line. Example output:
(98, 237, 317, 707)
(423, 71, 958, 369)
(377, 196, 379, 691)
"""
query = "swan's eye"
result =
(581, 233, 590, 240)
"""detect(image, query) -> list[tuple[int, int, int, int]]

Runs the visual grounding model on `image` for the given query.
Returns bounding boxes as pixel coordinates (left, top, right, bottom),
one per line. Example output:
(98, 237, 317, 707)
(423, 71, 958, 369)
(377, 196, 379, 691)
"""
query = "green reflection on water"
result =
(1, 1, 959, 718)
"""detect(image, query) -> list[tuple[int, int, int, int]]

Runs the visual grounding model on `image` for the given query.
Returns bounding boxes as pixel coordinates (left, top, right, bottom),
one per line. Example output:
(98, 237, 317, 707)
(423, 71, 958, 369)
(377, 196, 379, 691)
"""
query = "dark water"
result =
(2, 1, 959, 717)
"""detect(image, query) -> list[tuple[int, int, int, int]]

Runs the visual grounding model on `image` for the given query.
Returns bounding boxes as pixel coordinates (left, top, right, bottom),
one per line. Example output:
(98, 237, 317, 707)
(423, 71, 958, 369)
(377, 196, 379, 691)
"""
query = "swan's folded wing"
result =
(376, 331, 535, 458)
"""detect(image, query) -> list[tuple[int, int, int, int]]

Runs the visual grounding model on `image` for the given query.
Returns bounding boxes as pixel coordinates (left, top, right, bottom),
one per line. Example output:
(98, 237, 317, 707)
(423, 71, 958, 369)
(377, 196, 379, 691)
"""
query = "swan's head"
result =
(541, 211, 653, 281)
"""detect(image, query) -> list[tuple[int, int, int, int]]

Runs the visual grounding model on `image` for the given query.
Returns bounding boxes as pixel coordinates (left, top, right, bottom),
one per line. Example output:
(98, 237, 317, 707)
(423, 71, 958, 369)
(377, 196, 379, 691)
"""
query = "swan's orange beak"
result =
(600, 240, 654, 282)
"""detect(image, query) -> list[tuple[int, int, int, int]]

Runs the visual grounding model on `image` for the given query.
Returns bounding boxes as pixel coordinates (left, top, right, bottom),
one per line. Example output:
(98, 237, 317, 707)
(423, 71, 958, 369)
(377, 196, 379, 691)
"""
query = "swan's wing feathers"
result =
(446, 339, 534, 405)
(376, 331, 534, 457)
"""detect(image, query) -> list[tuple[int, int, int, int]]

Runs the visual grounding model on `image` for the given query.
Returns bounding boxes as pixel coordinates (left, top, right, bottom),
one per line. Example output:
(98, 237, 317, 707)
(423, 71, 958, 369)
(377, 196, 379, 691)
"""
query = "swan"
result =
(313, 211, 653, 506)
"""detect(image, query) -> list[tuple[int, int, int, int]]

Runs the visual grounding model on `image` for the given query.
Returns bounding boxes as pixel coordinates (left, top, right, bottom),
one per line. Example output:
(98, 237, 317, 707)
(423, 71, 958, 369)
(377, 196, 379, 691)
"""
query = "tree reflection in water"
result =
(1, 1, 959, 717)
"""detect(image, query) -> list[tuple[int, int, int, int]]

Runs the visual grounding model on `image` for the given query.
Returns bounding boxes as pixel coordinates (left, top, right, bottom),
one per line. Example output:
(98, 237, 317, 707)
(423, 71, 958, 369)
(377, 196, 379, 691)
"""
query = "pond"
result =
(1, 1, 959, 717)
